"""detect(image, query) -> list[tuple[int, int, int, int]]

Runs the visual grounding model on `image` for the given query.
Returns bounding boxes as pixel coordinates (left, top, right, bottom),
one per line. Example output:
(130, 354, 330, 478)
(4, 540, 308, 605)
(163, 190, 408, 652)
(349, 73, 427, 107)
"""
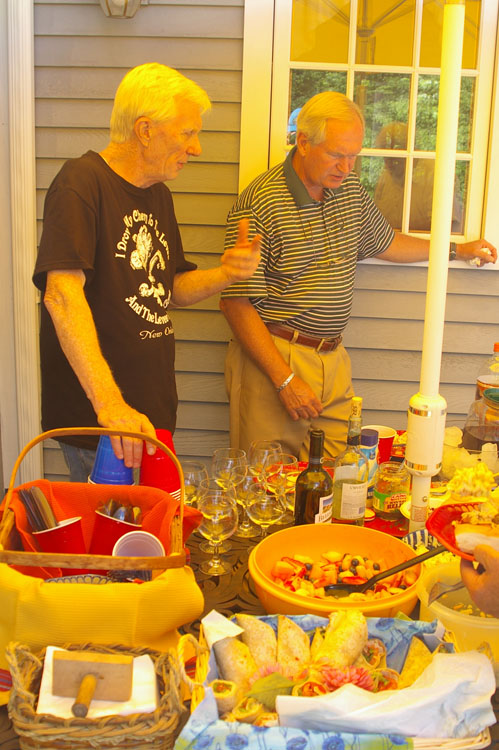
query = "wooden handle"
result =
(72, 673, 97, 717)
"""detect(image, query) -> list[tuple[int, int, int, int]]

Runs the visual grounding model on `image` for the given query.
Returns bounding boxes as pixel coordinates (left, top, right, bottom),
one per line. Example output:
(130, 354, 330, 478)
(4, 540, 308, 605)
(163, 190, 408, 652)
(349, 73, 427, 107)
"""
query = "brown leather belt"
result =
(265, 322, 342, 353)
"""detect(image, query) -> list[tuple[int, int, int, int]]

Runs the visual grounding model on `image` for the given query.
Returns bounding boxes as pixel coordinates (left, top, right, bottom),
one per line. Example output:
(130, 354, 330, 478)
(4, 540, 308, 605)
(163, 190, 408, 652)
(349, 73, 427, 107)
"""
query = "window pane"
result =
(354, 73, 410, 148)
(291, 0, 350, 63)
(407, 159, 465, 234)
(415, 75, 474, 153)
(288, 70, 347, 144)
(370, 155, 407, 231)
(356, 0, 416, 66)
(420, 0, 481, 69)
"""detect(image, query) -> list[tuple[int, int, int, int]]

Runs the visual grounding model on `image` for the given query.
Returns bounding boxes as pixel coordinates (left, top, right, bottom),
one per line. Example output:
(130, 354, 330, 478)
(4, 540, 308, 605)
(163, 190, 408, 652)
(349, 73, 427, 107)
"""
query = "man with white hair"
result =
(34, 62, 260, 479)
(220, 91, 496, 460)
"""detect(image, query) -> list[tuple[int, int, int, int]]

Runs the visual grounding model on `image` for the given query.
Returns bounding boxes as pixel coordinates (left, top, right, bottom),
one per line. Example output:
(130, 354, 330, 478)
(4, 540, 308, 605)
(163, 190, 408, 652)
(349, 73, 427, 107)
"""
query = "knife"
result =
(30, 486, 59, 529)
(18, 489, 46, 532)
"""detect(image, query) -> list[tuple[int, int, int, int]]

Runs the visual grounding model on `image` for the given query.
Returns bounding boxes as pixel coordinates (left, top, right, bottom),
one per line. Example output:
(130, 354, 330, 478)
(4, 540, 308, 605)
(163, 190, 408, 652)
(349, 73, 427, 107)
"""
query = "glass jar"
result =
(462, 387, 499, 456)
(373, 461, 411, 519)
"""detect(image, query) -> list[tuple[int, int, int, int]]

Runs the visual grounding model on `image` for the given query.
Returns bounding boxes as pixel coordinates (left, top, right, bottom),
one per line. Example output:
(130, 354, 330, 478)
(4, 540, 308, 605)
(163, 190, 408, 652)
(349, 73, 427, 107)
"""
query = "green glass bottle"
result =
(332, 396, 368, 526)
(294, 429, 333, 525)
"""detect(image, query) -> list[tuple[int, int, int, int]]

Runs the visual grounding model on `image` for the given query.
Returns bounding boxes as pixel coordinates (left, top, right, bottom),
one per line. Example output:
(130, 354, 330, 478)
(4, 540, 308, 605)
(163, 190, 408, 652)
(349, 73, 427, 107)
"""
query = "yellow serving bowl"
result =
(248, 523, 420, 618)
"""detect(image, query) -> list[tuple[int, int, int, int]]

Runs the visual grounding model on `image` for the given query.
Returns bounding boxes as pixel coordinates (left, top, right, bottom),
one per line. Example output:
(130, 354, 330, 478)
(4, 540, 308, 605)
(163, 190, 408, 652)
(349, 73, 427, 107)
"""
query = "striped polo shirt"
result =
(221, 148, 395, 338)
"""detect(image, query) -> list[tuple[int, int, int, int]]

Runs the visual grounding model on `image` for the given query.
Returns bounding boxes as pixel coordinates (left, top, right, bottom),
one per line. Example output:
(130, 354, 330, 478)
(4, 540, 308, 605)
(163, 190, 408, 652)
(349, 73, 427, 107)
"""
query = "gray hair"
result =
(296, 91, 364, 145)
(110, 62, 211, 143)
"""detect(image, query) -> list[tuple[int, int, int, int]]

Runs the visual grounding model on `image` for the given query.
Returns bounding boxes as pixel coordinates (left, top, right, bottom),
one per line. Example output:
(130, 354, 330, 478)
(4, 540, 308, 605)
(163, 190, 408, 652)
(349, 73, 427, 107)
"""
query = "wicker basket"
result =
(6, 641, 187, 749)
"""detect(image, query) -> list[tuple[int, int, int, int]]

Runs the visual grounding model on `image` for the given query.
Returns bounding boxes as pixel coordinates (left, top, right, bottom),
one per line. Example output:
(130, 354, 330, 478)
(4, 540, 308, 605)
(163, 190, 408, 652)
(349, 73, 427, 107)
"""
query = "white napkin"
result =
(277, 651, 496, 739)
(36, 646, 157, 718)
(201, 609, 243, 650)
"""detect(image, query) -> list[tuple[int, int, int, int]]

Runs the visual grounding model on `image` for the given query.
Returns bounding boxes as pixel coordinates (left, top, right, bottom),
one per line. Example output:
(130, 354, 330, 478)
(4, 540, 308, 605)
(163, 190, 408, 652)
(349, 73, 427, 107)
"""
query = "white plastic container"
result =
(416, 560, 499, 684)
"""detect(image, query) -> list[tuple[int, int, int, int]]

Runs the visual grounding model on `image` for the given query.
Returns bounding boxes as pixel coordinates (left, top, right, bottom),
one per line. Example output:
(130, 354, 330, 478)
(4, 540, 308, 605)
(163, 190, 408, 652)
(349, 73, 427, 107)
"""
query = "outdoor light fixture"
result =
(99, 0, 142, 18)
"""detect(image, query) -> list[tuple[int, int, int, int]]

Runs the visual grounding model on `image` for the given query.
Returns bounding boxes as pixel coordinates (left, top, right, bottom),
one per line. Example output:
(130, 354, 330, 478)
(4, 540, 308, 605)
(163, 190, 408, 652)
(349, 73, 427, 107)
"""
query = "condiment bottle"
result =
(331, 396, 368, 526)
(294, 429, 333, 525)
(373, 460, 411, 519)
(360, 428, 379, 507)
(475, 343, 499, 400)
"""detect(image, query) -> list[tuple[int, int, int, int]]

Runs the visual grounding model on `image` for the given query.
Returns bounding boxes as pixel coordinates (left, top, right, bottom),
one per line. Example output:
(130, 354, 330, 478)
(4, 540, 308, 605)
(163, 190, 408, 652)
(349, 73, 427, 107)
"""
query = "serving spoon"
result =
(324, 544, 447, 597)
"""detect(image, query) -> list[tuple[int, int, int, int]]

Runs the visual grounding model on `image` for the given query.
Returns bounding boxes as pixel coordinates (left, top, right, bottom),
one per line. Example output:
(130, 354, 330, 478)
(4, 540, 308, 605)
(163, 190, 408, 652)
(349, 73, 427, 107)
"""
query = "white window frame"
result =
(240, 0, 499, 271)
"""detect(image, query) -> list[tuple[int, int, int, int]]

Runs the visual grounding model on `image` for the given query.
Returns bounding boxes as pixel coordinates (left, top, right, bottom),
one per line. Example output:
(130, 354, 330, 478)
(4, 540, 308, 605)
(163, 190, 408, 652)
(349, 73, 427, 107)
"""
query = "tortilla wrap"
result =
(354, 637, 387, 669)
(232, 696, 264, 723)
(314, 610, 368, 667)
(209, 679, 239, 715)
(235, 613, 277, 669)
(310, 628, 324, 660)
(277, 615, 311, 677)
(213, 636, 258, 693)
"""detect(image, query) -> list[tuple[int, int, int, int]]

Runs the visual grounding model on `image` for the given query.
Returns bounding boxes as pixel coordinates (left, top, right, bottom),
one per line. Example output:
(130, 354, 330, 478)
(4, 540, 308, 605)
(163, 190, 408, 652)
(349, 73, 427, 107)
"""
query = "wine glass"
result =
(212, 448, 247, 491)
(245, 481, 286, 539)
(197, 477, 235, 553)
(234, 474, 260, 538)
(266, 453, 299, 522)
(248, 440, 282, 485)
(196, 488, 238, 576)
(180, 460, 209, 505)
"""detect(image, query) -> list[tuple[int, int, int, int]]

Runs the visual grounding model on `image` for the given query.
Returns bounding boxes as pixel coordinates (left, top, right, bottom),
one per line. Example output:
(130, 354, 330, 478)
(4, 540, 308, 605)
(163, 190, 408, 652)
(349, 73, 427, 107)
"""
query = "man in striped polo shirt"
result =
(220, 92, 497, 461)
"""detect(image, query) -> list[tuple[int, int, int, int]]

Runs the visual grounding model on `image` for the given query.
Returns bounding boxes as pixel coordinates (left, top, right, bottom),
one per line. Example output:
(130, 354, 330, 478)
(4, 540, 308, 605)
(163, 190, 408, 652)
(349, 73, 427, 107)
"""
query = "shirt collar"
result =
(283, 146, 343, 208)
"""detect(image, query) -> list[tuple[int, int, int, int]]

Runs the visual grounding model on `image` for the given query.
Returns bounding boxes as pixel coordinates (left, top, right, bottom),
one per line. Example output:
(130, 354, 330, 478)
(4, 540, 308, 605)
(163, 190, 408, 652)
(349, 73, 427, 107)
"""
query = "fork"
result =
(427, 580, 466, 605)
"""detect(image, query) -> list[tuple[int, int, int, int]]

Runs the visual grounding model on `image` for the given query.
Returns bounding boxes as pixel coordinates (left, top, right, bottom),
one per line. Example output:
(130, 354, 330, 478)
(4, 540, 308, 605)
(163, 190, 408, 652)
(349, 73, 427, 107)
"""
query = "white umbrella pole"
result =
(407, 0, 465, 531)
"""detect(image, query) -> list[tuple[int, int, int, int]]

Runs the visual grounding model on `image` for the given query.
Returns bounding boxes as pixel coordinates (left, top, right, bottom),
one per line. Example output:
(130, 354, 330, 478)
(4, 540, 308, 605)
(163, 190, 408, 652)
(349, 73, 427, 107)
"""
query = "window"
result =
(241, 0, 499, 255)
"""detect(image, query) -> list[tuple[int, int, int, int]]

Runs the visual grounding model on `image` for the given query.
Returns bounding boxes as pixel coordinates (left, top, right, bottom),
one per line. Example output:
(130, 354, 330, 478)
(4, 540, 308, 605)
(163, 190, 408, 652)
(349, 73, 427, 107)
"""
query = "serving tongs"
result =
(324, 544, 447, 597)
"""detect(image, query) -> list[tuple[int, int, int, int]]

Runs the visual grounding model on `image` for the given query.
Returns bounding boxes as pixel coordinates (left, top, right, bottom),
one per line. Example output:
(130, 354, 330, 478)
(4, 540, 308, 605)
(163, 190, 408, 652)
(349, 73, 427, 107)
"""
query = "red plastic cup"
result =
(139, 429, 180, 494)
(88, 511, 140, 557)
(364, 425, 397, 464)
(33, 516, 86, 577)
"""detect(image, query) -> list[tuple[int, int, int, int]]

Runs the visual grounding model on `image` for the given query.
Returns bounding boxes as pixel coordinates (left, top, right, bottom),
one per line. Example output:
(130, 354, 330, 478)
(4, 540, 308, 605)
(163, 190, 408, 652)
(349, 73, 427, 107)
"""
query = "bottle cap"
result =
(360, 428, 378, 446)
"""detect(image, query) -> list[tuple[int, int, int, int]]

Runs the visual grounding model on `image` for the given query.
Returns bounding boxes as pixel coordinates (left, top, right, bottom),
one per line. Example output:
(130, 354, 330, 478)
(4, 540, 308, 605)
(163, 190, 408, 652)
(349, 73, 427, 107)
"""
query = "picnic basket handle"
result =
(0, 427, 187, 567)
(177, 633, 209, 698)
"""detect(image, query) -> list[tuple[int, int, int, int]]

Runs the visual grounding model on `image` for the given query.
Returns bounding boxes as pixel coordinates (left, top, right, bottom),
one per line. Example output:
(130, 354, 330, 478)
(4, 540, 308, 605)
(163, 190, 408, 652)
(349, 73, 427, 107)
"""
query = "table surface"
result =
(0, 526, 497, 747)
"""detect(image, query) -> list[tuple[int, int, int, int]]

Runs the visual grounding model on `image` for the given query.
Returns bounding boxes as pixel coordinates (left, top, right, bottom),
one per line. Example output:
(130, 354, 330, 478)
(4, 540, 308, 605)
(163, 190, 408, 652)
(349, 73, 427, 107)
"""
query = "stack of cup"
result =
(112, 530, 165, 581)
(139, 429, 180, 494)
(89, 435, 134, 485)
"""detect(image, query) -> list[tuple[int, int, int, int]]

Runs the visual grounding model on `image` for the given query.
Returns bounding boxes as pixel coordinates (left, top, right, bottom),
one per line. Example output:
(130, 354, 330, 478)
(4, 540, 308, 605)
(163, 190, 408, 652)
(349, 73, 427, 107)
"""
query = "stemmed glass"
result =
(212, 448, 247, 490)
(197, 477, 235, 553)
(245, 481, 286, 539)
(197, 488, 238, 576)
(248, 440, 282, 485)
(265, 453, 299, 522)
(234, 475, 260, 538)
(180, 460, 209, 505)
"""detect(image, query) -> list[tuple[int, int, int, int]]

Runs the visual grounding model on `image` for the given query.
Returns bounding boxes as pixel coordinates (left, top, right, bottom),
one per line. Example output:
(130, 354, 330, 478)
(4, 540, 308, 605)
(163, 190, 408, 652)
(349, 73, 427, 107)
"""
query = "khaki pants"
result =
(224, 335, 354, 461)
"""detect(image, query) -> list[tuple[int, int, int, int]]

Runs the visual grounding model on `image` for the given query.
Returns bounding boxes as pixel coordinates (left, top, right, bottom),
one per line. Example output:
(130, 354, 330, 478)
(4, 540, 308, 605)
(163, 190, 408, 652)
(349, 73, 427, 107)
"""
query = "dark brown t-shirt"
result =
(33, 150, 196, 448)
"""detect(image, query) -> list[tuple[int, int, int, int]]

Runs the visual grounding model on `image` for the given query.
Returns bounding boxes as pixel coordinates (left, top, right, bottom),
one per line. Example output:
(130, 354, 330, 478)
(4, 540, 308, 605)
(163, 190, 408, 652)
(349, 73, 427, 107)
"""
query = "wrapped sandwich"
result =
(209, 679, 239, 714)
(235, 613, 277, 670)
(213, 636, 258, 694)
(313, 610, 368, 667)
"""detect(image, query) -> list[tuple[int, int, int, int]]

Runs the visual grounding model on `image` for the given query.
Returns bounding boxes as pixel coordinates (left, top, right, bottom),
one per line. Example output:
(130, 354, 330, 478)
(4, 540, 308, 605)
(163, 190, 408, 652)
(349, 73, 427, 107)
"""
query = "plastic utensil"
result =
(324, 544, 447, 597)
(427, 579, 466, 605)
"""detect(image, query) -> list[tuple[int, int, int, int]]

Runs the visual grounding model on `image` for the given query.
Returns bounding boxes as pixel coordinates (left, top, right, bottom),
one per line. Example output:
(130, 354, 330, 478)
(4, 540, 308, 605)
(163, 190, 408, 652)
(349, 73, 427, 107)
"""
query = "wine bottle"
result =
(331, 396, 368, 526)
(294, 429, 333, 525)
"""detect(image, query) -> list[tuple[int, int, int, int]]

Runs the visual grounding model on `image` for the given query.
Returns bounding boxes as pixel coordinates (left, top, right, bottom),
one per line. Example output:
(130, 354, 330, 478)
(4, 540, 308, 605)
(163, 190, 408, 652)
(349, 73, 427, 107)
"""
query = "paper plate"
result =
(425, 502, 482, 561)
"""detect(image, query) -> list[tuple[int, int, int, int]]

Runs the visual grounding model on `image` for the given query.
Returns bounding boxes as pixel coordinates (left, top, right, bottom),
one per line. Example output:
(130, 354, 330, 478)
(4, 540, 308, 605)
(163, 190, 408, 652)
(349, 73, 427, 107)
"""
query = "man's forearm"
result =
(44, 270, 125, 414)
(219, 297, 292, 388)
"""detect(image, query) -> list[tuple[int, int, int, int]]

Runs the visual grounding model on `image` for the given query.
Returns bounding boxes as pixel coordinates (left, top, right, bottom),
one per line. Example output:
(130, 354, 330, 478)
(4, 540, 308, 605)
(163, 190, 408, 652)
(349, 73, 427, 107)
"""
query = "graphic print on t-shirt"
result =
(120, 211, 174, 341)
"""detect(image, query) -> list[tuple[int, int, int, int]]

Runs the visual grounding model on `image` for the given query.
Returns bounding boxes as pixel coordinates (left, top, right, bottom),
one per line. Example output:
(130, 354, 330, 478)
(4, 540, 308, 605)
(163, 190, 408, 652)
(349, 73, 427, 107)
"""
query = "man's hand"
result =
(278, 374, 323, 421)
(460, 544, 499, 617)
(220, 218, 261, 283)
(96, 400, 157, 468)
(457, 239, 497, 266)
